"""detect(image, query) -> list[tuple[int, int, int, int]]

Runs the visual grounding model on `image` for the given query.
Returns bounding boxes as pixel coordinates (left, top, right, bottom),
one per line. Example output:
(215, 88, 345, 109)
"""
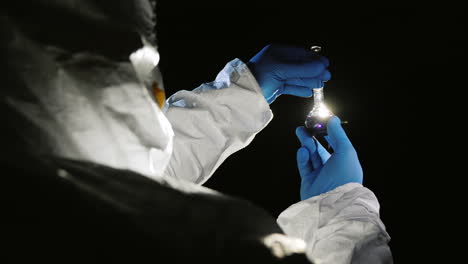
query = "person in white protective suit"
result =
(1, 1, 392, 263)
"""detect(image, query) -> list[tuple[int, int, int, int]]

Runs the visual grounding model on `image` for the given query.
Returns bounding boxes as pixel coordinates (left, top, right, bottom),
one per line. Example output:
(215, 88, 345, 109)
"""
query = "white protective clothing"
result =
(163, 58, 393, 263)
(7, 28, 391, 262)
(278, 183, 392, 263)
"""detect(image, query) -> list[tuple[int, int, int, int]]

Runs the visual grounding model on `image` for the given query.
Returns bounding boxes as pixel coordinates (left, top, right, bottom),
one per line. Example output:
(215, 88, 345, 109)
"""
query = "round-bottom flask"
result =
(305, 87, 334, 136)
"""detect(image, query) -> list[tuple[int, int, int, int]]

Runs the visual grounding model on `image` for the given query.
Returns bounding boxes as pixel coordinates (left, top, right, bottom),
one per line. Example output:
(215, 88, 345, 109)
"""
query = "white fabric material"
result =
(7, 32, 174, 179)
(277, 183, 392, 263)
(7, 27, 271, 183)
(161, 60, 391, 263)
(162, 59, 273, 184)
(8, 30, 391, 262)
(129, 45, 163, 90)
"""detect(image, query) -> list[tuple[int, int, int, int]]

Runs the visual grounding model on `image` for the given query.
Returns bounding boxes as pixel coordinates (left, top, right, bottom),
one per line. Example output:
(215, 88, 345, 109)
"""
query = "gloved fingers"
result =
(283, 70, 331, 94)
(316, 139, 331, 162)
(297, 147, 314, 177)
(282, 85, 313, 97)
(270, 44, 323, 60)
(309, 140, 327, 169)
(326, 116, 355, 154)
(324, 135, 335, 150)
(266, 91, 281, 104)
(317, 55, 330, 67)
(318, 70, 332, 82)
(296, 126, 327, 169)
(279, 60, 327, 79)
(285, 76, 326, 89)
(296, 126, 317, 152)
(273, 45, 330, 67)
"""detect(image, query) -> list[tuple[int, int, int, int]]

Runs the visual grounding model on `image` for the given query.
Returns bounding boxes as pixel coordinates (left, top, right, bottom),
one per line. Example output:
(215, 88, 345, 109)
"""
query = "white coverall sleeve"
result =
(162, 59, 273, 184)
(277, 183, 392, 264)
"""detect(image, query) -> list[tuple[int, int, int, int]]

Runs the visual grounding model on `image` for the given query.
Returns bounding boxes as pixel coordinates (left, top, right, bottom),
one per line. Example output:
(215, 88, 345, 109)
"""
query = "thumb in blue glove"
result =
(295, 116, 363, 200)
(247, 44, 331, 104)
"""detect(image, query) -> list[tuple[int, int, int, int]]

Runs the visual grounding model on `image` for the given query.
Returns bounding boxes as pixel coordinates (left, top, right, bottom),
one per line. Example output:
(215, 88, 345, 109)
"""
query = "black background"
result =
(156, 3, 466, 262)
(3, 1, 465, 262)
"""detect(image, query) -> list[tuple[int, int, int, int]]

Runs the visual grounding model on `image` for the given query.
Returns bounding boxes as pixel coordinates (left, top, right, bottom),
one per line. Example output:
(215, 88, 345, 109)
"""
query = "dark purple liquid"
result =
(305, 115, 332, 136)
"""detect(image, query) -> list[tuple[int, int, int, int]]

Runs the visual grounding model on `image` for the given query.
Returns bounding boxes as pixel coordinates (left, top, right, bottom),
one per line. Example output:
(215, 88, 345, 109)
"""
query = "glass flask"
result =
(305, 87, 334, 136)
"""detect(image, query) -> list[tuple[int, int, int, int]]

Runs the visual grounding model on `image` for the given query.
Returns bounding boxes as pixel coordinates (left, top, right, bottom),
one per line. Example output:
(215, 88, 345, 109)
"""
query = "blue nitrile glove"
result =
(295, 116, 363, 200)
(247, 44, 331, 104)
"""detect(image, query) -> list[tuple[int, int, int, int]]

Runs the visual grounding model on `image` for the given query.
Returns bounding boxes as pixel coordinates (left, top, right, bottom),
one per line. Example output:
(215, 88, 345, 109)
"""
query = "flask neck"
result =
(313, 88, 324, 104)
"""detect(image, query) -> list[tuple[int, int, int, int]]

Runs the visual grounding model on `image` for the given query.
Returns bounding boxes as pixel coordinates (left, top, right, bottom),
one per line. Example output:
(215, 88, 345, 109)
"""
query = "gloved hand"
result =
(295, 116, 363, 200)
(247, 44, 331, 104)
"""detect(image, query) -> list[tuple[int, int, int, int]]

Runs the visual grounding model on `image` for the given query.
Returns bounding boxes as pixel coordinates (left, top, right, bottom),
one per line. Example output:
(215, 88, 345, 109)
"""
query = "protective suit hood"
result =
(3, 0, 157, 59)
(1, 1, 170, 177)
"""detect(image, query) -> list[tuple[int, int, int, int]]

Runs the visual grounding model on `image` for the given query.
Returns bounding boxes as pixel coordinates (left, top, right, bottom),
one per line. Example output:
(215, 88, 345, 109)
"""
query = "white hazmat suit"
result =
(5, 24, 392, 262)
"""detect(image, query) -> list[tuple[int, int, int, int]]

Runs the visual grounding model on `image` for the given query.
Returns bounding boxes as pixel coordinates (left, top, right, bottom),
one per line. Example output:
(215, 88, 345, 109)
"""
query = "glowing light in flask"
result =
(305, 87, 334, 135)
(307, 88, 333, 119)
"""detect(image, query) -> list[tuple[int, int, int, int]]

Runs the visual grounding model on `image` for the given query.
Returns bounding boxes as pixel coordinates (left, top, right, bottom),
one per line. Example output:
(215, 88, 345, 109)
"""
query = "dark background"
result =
(156, 3, 466, 262)
(2, 2, 464, 262)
